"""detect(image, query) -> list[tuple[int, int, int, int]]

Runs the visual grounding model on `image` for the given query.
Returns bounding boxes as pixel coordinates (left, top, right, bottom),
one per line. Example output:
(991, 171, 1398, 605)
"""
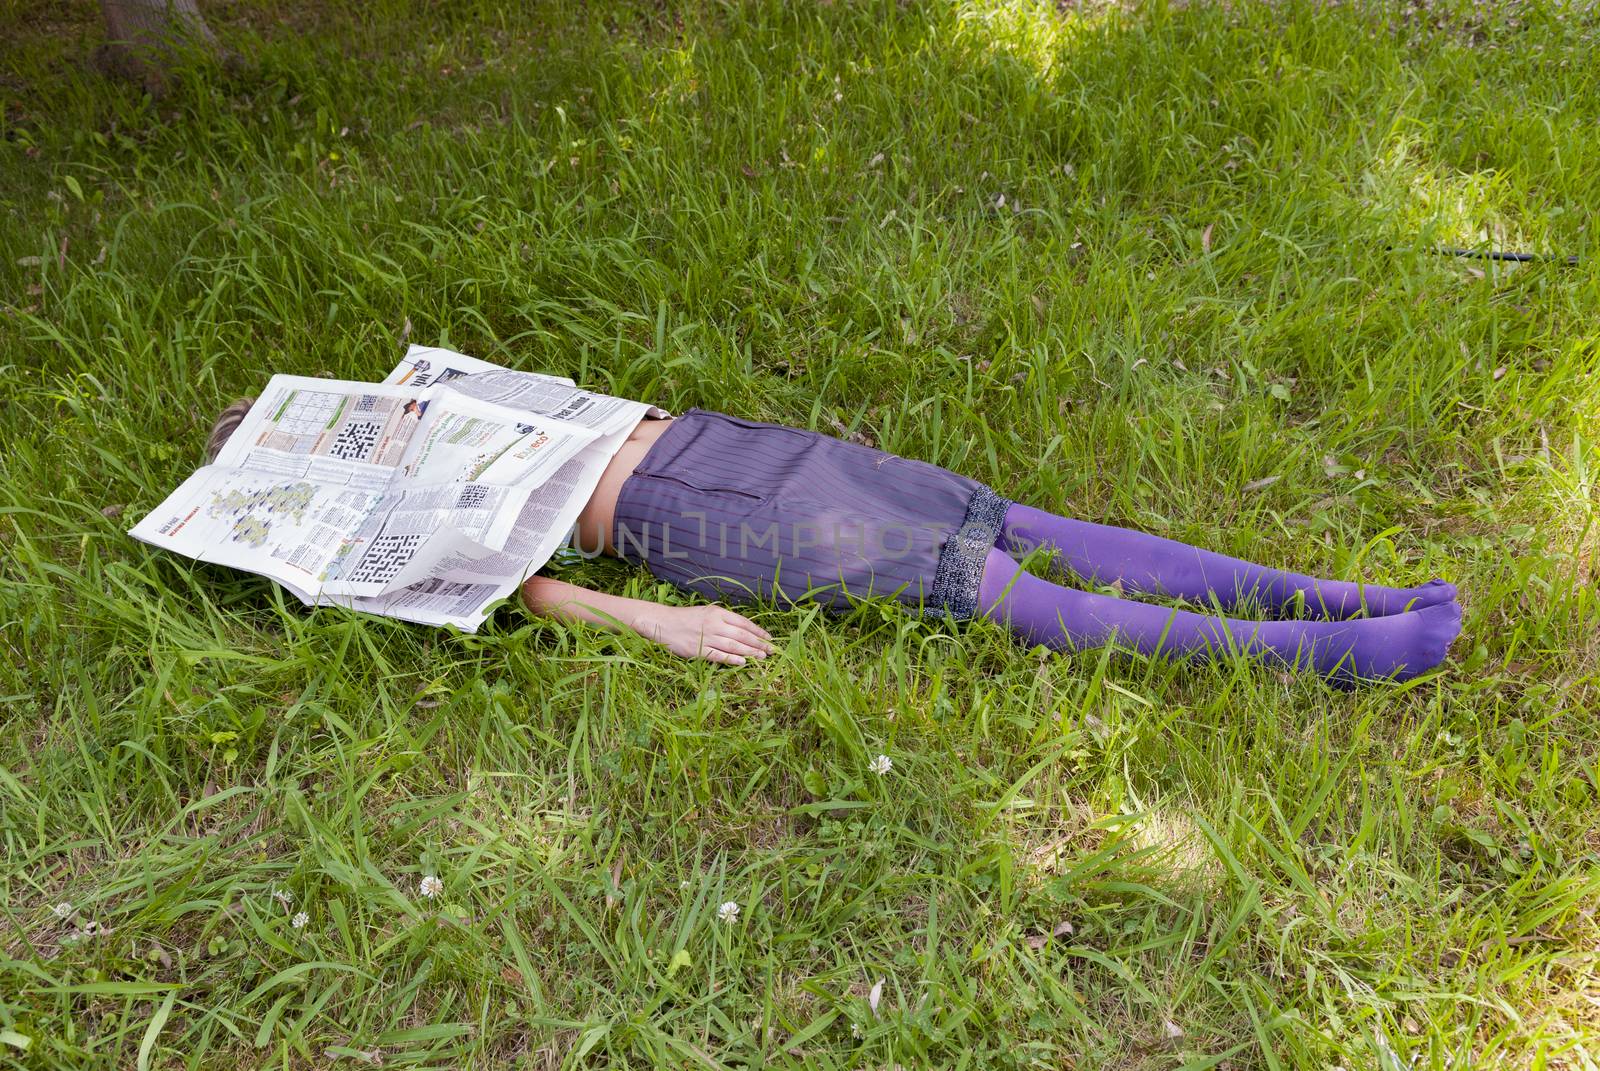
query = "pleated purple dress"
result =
(612, 409, 1010, 619)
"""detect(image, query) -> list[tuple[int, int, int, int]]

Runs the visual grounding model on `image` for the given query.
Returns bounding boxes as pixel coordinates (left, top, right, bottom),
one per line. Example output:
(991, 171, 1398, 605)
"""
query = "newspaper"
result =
(130, 346, 658, 631)
(386, 345, 670, 431)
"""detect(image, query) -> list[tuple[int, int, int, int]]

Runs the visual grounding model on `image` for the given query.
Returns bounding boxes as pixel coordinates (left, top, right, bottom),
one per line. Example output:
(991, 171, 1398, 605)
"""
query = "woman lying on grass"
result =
(212, 403, 1463, 682)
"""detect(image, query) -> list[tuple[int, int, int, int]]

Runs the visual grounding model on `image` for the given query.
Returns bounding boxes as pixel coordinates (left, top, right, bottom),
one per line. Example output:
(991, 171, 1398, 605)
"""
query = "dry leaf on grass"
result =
(606, 854, 624, 910)
(1024, 919, 1076, 949)
(826, 415, 874, 447)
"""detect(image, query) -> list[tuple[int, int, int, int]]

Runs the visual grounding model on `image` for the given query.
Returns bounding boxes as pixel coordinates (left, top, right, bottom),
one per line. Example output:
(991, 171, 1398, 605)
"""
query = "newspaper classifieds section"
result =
(387, 345, 667, 434)
(388, 347, 575, 390)
(500, 423, 634, 579)
(443, 369, 648, 435)
(128, 466, 386, 594)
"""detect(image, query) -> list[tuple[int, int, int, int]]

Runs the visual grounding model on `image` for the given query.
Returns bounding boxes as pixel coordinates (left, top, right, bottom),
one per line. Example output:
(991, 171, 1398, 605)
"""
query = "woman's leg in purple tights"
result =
(977, 548, 1461, 683)
(999, 503, 1455, 621)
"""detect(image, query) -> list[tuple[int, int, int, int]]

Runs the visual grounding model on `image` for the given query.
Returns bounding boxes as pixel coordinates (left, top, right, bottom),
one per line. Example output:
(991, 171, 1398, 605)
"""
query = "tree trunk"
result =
(97, 0, 223, 93)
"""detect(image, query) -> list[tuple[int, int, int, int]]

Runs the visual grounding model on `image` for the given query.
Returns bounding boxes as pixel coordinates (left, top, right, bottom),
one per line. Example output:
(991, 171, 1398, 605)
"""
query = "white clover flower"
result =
(272, 889, 293, 906)
(419, 875, 444, 899)
(291, 911, 309, 929)
(869, 754, 893, 776)
(679, 879, 692, 891)
(51, 902, 73, 920)
(717, 901, 740, 924)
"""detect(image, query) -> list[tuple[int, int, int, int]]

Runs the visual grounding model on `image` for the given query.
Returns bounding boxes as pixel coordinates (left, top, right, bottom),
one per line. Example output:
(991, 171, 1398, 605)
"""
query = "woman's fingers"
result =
(723, 624, 774, 654)
(716, 608, 772, 642)
(665, 605, 774, 665)
(709, 633, 769, 660)
(713, 613, 774, 651)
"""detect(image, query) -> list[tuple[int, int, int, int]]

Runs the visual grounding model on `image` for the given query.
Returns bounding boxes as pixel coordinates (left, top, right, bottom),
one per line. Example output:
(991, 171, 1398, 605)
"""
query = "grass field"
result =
(3, 0, 1600, 1066)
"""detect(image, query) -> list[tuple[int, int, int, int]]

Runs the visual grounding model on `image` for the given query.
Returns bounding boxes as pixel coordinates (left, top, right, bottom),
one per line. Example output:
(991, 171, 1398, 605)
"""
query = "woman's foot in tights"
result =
(999, 503, 1457, 621)
(978, 548, 1462, 684)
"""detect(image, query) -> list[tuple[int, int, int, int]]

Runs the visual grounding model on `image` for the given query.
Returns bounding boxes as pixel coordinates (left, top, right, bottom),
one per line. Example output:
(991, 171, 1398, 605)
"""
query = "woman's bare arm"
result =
(520, 576, 775, 666)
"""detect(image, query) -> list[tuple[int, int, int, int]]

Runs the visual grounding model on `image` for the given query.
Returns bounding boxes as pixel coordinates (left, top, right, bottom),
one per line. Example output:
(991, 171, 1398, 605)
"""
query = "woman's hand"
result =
(635, 603, 775, 666)
(521, 576, 775, 667)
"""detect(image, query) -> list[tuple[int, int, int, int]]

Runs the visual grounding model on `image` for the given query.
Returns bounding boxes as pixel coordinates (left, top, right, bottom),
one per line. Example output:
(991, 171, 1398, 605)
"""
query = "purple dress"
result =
(612, 409, 1009, 619)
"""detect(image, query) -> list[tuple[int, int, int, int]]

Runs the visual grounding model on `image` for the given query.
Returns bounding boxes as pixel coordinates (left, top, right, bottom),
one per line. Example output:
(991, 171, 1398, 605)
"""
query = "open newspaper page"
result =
(132, 373, 601, 606)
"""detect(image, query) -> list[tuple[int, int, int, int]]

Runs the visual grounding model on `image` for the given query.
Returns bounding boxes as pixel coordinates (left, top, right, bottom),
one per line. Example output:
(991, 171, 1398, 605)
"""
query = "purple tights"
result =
(998, 504, 1456, 619)
(979, 504, 1461, 682)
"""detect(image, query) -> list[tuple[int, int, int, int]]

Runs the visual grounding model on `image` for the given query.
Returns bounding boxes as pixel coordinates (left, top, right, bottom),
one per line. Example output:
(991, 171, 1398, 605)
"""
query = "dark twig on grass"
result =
(1401, 246, 1581, 266)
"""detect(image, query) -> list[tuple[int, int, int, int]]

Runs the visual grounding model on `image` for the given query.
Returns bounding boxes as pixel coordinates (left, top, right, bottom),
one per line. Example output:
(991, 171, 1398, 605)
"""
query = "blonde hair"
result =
(206, 397, 256, 462)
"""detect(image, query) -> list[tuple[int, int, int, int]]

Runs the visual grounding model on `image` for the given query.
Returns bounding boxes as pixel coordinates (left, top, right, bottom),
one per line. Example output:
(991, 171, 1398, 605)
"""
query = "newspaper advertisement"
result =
(130, 347, 656, 631)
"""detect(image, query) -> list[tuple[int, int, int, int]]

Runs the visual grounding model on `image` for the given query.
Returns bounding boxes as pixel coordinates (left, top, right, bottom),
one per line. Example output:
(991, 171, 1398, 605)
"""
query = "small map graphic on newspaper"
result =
(208, 481, 317, 547)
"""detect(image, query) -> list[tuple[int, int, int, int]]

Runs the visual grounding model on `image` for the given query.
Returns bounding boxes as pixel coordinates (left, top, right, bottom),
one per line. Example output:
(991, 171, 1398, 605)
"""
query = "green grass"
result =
(3, 0, 1599, 1066)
